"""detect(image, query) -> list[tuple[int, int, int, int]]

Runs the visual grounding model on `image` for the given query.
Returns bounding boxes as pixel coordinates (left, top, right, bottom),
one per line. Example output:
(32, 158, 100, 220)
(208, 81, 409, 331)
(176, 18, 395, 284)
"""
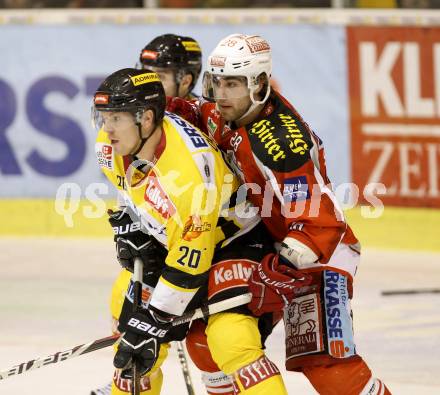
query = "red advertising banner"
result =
(347, 26, 440, 207)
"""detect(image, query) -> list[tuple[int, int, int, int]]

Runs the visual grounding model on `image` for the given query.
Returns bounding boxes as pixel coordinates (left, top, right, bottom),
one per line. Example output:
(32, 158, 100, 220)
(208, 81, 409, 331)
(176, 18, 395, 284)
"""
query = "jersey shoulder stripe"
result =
(165, 112, 210, 153)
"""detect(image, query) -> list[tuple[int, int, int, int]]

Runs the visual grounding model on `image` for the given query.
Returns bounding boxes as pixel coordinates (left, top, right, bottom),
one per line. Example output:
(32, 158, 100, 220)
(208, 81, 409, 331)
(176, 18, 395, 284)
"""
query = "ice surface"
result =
(0, 239, 438, 394)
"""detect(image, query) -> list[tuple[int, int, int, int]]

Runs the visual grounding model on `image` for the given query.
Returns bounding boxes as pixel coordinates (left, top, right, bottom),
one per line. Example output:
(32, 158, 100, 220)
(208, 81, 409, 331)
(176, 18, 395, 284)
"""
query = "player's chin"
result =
(112, 142, 129, 156)
(217, 106, 236, 120)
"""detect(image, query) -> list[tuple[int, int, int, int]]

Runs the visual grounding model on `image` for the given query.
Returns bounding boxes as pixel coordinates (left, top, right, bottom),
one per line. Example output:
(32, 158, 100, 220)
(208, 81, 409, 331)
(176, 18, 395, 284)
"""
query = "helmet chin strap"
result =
(129, 109, 158, 157)
(236, 102, 260, 124)
(131, 122, 156, 157)
(173, 69, 185, 98)
(235, 84, 271, 124)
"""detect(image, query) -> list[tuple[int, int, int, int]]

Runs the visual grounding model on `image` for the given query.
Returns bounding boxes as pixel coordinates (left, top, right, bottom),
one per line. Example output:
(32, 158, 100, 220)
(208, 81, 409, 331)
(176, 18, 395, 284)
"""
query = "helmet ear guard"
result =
(249, 72, 271, 106)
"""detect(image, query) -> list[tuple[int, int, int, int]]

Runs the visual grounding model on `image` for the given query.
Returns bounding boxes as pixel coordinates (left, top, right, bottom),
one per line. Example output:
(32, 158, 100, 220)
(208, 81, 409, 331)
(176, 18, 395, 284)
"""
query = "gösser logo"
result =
(210, 56, 226, 67)
(245, 36, 270, 53)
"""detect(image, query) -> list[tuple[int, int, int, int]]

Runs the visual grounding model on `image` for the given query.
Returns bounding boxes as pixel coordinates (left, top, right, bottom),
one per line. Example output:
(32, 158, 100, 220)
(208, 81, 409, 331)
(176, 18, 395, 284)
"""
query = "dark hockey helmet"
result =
(139, 34, 202, 90)
(93, 68, 166, 126)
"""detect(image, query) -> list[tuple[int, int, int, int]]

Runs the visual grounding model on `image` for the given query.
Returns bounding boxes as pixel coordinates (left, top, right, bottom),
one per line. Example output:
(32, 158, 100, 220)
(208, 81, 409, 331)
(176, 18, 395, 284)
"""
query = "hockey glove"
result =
(114, 309, 170, 378)
(108, 209, 166, 273)
(166, 97, 201, 128)
(248, 253, 314, 316)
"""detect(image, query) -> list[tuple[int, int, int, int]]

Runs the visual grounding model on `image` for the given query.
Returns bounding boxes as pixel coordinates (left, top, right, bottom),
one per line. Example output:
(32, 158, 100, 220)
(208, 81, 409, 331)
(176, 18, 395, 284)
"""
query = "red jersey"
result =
(199, 91, 357, 264)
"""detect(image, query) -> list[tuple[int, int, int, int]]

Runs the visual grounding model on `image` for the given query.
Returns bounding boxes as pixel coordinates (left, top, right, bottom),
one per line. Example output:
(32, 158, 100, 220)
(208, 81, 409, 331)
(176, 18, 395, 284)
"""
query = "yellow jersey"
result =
(96, 112, 259, 316)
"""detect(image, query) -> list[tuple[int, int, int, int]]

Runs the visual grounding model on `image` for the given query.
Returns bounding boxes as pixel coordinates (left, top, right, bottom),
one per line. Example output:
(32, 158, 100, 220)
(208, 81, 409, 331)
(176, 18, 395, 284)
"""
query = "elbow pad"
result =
(279, 237, 319, 270)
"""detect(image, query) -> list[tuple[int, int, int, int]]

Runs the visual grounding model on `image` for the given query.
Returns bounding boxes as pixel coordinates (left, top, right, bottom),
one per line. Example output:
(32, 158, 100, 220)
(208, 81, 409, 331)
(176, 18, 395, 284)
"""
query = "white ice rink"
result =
(0, 239, 439, 394)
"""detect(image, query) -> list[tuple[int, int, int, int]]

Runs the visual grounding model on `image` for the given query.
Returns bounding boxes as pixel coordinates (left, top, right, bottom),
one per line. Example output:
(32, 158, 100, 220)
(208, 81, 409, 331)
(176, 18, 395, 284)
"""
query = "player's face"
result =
(214, 77, 252, 121)
(149, 67, 178, 97)
(100, 112, 139, 155)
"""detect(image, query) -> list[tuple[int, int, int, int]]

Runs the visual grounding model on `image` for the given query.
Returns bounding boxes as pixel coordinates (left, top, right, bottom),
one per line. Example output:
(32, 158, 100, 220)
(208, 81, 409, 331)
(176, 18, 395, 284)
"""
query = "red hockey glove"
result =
(166, 96, 201, 128)
(248, 253, 314, 316)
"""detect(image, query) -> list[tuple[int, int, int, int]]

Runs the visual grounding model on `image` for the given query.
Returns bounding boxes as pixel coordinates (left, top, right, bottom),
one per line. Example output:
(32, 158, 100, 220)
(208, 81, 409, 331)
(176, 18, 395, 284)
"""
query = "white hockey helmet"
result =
(202, 34, 272, 107)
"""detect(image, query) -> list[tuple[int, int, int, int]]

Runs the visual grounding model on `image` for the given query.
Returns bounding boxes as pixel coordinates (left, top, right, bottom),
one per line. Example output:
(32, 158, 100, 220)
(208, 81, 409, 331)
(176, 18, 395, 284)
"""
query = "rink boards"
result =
(0, 199, 438, 252)
(1, 9, 440, 208)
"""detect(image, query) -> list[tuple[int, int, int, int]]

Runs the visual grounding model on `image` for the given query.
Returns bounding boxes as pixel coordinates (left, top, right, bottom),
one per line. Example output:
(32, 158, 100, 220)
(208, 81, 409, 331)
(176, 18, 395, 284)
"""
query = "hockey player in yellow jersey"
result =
(99, 33, 239, 395)
(109, 33, 203, 339)
(95, 33, 246, 395)
(92, 67, 310, 394)
(93, 34, 204, 395)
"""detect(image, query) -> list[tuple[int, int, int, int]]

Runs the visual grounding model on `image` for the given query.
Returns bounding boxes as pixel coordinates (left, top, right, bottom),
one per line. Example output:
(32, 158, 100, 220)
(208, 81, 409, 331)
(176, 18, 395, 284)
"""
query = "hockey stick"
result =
(0, 292, 252, 381)
(131, 257, 143, 395)
(381, 288, 440, 296)
(176, 341, 195, 395)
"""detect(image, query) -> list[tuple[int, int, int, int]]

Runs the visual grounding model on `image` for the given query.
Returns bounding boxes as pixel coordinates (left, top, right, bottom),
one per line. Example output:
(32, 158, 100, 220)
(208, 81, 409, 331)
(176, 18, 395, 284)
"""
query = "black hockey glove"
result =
(108, 209, 166, 273)
(114, 309, 171, 378)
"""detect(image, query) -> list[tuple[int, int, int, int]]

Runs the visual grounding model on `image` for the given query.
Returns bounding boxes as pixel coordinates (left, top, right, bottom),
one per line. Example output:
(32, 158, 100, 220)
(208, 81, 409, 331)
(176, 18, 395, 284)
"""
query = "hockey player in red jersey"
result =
(170, 33, 391, 395)
(136, 34, 300, 395)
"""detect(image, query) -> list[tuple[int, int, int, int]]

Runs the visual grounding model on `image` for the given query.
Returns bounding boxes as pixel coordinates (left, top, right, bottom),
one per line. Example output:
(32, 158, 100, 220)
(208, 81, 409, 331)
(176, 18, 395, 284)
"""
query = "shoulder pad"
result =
(245, 108, 314, 172)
